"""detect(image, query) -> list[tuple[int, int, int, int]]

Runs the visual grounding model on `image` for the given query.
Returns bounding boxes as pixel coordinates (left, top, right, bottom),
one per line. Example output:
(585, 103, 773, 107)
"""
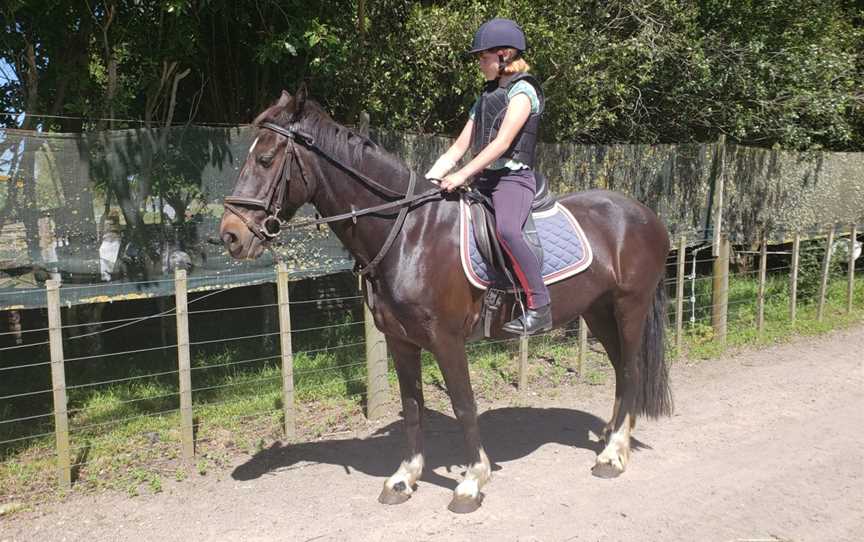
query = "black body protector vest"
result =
(471, 73, 544, 169)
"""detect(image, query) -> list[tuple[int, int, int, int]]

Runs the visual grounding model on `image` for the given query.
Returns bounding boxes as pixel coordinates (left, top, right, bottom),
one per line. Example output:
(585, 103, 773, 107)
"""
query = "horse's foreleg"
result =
(591, 294, 650, 478)
(431, 341, 490, 514)
(379, 336, 425, 505)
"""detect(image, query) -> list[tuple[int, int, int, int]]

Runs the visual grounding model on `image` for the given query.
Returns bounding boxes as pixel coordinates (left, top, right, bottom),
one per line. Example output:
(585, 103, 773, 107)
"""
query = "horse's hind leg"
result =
(590, 292, 652, 478)
(581, 301, 623, 443)
(430, 340, 490, 514)
(379, 336, 426, 505)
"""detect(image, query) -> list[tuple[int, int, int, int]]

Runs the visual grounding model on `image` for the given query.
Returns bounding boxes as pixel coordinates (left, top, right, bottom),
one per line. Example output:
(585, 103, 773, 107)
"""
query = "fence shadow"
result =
(231, 406, 616, 491)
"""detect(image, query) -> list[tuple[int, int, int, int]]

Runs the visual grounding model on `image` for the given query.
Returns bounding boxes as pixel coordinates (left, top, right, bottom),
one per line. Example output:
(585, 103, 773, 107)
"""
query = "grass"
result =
(1, 270, 861, 510)
(680, 269, 864, 359)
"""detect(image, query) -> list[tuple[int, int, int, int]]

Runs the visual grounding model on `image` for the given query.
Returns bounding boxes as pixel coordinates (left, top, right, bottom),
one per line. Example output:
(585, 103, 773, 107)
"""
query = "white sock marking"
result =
(385, 453, 424, 493)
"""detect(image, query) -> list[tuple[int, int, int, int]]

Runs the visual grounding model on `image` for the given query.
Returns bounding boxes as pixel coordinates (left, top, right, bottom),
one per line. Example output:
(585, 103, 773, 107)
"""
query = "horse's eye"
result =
(257, 154, 274, 168)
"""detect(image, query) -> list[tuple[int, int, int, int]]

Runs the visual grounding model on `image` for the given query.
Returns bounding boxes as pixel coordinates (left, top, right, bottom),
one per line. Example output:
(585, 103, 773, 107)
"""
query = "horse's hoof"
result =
(591, 461, 624, 479)
(448, 493, 483, 514)
(378, 482, 412, 505)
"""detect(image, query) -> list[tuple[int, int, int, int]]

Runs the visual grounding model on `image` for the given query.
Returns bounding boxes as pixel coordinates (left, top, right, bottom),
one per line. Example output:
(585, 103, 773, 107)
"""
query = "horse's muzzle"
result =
(220, 211, 265, 259)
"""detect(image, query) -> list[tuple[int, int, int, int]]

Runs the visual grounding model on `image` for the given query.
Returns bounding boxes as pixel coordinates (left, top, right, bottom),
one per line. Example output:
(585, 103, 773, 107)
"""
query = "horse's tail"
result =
(636, 278, 674, 418)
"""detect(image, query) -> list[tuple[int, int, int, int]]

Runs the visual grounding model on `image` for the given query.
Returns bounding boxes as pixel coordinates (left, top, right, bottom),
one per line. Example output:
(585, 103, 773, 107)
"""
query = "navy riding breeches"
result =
(473, 168, 550, 309)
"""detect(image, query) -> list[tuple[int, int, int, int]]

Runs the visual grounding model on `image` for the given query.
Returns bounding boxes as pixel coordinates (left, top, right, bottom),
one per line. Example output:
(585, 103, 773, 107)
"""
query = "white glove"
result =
(425, 156, 456, 180)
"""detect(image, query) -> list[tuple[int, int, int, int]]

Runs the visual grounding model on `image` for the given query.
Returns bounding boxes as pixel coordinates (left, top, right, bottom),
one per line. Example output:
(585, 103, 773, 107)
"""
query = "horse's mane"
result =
(253, 97, 411, 182)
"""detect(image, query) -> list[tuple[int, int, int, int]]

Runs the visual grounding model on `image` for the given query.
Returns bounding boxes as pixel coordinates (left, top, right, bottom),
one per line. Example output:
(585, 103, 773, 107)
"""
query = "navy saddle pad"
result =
(459, 199, 593, 290)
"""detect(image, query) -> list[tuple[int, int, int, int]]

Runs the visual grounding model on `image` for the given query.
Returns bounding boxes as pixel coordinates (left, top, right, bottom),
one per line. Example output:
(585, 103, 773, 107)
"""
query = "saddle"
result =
(460, 172, 598, 338)
(464, 171, 555, 281)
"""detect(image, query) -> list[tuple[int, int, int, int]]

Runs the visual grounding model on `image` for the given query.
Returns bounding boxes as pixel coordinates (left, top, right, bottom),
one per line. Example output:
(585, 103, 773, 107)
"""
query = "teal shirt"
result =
(468, 79, 541, 171)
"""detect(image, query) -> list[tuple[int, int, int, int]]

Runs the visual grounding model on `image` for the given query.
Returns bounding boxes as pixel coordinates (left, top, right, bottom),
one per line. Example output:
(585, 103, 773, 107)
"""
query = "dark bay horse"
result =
(220, 88, 672, 513)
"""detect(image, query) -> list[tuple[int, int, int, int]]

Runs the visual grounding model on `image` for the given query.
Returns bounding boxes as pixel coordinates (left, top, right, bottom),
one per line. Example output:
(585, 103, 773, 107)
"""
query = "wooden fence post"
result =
(276, 263, 296, 438)
(518, 335, 529, 390)
(757, 237, 767, 333)
(790, 233, 800, 323)
(174, 269, 194, 462)
(848, 224, 857, 314)
(46, 280, 71, 489)
(817, 226, 835, 321)
(712, 234, 730, 344)
(675, 235, 686, 355)
(363, 280, 389, 420)
(712, 135, 726, 257)
(577, 316, 588, 376)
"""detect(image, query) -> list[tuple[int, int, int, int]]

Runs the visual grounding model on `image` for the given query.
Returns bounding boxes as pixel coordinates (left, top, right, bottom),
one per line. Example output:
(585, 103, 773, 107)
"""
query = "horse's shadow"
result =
(232, 407, 640, 491)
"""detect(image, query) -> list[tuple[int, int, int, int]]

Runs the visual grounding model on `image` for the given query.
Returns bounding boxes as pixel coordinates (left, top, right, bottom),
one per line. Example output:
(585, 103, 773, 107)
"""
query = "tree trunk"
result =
(19, 42, 42, 265)
(97, 2, 118, 129)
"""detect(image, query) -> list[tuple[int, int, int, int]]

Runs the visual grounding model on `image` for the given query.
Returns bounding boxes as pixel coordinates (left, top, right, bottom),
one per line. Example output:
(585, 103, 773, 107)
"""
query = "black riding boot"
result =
(502, 304, 552, 335)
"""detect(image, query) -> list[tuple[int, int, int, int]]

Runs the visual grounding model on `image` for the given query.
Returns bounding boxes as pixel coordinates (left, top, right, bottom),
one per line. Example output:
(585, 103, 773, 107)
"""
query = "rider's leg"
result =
(489, 171, 552, 333)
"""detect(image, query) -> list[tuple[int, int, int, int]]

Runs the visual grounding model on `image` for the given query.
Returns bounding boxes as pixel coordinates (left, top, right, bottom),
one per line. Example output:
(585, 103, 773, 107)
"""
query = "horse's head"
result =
(220, 87, 318, 259)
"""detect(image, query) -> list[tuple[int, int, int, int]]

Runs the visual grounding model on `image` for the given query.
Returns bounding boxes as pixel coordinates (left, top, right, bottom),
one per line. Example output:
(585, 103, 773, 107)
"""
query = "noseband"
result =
(223, 120, 442, 276)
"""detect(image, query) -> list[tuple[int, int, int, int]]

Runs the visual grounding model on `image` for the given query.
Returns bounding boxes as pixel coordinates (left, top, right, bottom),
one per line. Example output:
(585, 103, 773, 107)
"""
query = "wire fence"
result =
(0, 223, 862, 503)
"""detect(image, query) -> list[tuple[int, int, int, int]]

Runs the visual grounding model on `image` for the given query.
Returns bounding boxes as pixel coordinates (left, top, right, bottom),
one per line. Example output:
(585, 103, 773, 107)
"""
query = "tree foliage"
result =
(0, 0, 861, 150)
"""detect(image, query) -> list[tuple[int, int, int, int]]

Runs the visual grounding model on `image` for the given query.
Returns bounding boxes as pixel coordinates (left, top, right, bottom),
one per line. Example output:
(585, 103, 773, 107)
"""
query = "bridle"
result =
(223, 122, 312, 241)
(223, 121, 442, 276)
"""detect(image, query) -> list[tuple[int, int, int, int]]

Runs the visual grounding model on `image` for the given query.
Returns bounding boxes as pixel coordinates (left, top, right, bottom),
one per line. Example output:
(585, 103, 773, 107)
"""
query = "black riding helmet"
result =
(466, 18, 527, 55)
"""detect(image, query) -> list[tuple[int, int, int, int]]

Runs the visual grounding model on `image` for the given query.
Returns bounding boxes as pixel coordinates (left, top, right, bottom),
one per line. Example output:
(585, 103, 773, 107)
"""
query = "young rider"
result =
(426, 18, 552, 335)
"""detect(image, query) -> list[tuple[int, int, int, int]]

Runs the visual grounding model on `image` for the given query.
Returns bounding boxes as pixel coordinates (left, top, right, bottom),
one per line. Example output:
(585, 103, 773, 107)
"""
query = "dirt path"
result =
(3, 327, 863, 542)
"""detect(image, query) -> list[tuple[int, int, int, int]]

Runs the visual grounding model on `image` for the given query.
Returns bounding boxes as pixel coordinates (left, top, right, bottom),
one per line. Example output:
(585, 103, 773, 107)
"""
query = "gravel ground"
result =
(2, 326, 863, 542)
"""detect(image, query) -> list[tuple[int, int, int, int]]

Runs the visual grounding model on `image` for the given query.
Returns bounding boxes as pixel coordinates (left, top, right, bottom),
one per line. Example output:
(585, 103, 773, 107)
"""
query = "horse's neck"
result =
(311, 143, 409, 215)
(308, 135, 411, 262)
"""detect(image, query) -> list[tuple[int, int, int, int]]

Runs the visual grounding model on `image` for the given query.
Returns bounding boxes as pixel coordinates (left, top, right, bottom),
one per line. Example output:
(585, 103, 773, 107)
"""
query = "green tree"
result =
(1, 0, 861, 151)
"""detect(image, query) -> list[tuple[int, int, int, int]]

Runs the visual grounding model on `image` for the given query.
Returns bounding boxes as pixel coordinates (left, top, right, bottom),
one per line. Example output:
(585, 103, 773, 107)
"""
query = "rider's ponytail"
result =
(497, 48, 531, 75)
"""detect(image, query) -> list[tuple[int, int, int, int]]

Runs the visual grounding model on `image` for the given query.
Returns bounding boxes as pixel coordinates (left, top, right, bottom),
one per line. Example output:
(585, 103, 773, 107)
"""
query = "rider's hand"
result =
(440, 171, 469, 192)
(425, 156, 455, 180)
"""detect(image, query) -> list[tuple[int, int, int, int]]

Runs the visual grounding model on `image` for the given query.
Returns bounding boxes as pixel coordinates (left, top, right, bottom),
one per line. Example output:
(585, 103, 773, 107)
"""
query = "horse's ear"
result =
(276, 90, 291, 108)
(294, 83, 309, 116)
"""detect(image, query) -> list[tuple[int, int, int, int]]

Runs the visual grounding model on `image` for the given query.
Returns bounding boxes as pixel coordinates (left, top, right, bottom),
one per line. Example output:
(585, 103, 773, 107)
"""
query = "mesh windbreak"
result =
(0, 124, 352, 309)
(2, 124, 862, 309)
(380, 128, 864, 242)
